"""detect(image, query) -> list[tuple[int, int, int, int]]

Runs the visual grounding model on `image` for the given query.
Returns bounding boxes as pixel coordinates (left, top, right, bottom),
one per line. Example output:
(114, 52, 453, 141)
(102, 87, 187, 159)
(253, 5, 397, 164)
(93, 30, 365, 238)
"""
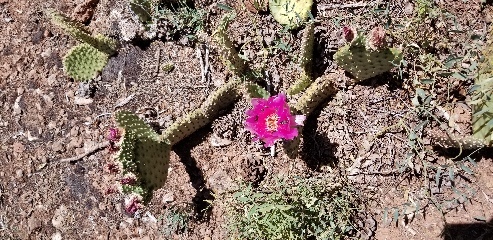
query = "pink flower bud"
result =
(366, 26, 387, 50)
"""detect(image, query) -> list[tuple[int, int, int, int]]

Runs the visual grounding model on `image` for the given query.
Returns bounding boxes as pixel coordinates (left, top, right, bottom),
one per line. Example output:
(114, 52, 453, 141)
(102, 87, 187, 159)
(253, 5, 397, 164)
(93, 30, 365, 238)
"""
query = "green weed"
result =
(225, 177, 359, 240)
(160, 205, 192, 237)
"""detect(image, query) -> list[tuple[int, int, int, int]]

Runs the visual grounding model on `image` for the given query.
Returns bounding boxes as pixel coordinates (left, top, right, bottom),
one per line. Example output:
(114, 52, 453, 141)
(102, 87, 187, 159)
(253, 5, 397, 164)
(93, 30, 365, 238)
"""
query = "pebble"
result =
(52, 205, 69, 231)
(51, 232, 62, 240)
(12, 142, 25, 153)
(52, 141, 65, 153)
(16, 169, 23, 178)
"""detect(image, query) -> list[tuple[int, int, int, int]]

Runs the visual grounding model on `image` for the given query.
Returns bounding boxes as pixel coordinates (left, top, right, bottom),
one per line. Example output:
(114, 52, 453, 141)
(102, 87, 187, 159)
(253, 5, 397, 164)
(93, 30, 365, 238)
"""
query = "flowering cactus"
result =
(245, 93, 305, 147)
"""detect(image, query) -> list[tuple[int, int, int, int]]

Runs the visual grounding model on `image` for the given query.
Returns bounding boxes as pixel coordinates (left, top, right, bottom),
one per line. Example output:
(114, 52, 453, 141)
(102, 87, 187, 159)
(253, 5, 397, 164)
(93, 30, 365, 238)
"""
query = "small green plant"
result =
(130, 0, 158, 23)
(161, 205, 192, 237)
(225, 177, 358, 240)
(155, 1, 207, 41)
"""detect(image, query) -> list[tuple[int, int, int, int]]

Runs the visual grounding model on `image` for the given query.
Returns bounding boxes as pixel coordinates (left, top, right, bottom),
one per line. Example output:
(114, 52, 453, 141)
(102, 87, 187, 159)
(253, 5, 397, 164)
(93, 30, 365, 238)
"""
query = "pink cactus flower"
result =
(244, 93, 305, 147)
(107, 127, 121, 142)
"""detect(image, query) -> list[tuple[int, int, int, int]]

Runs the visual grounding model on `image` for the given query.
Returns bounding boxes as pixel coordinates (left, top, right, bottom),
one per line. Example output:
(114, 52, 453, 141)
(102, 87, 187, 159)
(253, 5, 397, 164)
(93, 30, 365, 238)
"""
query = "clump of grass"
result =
(161, 205, 192, 237)
(225, 177, 359, 240)
(155, 1, 207, 42)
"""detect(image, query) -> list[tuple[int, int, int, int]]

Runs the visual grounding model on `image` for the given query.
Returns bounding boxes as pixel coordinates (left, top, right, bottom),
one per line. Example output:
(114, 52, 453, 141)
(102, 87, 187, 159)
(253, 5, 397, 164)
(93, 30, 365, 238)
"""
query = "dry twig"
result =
(57, 141, 110, 163)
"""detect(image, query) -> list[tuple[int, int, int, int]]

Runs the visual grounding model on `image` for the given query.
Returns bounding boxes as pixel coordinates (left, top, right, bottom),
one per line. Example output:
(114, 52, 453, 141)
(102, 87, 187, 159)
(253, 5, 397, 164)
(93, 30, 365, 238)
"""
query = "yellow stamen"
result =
(265, 113, 279, 132)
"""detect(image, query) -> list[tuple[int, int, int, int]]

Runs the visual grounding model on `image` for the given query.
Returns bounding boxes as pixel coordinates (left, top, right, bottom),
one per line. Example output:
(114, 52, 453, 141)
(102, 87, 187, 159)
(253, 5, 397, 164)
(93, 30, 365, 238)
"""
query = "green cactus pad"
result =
(202, 80, 242, 117)
(161, 109, 211, 146)
(433, 134, 485, 150)
(334, 45, 402, 82)
(215, 16, 247, 76)
(116, 111, 171, 199)
(116, 111, 160, 141)
(269, 0, 313, 29)
(288, 22, 315, 95)
(63, 43, 108, 81)
(49, 10, 118, 55)
(295, 74, 337, 115)
(283, 74, 338, 158)
(470, 27, 493, 146)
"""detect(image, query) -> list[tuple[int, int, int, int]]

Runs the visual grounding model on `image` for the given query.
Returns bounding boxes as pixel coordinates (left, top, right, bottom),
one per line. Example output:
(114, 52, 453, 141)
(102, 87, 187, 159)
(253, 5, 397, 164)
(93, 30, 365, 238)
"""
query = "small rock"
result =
(51, 232, 62, 240)
(52, 141, 65, 153)
(52, 205, 70, 232)
(28, 215, 42, 232)
(13, 142, 25, 153)
(209, 134, 232, 147)
(162, 193, 174, 204)
(70, 126, 80, 137)
(16, 169, 24, 178)
(73, 96, 93, 105)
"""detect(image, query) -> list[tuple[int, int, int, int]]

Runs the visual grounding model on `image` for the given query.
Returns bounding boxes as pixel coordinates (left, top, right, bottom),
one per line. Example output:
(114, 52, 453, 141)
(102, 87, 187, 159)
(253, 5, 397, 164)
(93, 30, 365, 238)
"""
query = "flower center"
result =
(265, 113, 279, 132)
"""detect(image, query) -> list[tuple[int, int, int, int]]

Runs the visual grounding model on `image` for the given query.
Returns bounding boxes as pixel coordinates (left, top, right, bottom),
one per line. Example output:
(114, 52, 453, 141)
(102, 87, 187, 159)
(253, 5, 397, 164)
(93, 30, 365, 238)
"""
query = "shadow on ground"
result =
(441, 218, 493, 240)
(173, 127, 214, 221)
(300, 98, 339, 171)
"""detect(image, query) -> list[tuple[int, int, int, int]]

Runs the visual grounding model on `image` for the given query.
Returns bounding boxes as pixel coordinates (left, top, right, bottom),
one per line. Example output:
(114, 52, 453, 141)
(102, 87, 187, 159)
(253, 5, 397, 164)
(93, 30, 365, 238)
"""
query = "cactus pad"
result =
(161, 109, 211, 145)
(215, 16, 247, 76)
(334, 45, 402, 82)
(116, 111, 171, 199)
(63, 43, 108, 81)
(283, 74, 338, 158)
(49, 10, 118, 55)
(433, 134, 485, 150)
(288, 22, 315, 95)
(269, 0, 313, 29)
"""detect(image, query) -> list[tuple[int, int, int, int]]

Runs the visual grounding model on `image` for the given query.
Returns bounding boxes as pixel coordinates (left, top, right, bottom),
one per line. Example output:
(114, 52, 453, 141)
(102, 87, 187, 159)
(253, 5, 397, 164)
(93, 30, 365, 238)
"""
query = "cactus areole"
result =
(245, 93, 305, 147)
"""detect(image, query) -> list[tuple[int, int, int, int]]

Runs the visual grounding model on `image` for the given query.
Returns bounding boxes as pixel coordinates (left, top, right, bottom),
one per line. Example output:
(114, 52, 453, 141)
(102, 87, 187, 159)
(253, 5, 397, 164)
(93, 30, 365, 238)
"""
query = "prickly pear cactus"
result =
(269, 0, 313, 29)
(288, 22, 315, 95)
(49, 10, 118, 55)
(215, 15, 247, 76)
(63, 43, 108, 81)
(115, 111, 171, 200)
(283, 74, 338, 158)
(334, 27, 402, 82)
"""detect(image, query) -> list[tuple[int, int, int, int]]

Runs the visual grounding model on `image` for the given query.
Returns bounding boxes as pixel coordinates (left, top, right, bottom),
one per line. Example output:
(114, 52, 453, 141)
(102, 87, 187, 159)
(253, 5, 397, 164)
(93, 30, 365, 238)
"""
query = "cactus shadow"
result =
(299, 100, 340, 171)
(172, 127, 214, 221)
(441, 218, 493, 240)
(353, 71, 405, 91)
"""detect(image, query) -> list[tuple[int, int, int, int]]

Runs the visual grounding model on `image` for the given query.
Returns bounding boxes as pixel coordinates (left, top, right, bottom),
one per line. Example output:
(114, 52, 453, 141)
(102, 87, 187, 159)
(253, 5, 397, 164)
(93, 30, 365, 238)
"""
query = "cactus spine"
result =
(334, 27, 402, 82)
(288, 22, 315, 95)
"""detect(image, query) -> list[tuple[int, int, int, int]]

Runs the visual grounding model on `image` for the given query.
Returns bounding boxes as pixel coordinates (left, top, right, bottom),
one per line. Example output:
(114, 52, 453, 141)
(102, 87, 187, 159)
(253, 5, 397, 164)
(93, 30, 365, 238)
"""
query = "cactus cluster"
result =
(110, 16, 268, 212)
(49, 10, 119, 81)
(269, 0, 313, 29)
(433, 27, 493, 149)
(334, 27, 402, 82)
